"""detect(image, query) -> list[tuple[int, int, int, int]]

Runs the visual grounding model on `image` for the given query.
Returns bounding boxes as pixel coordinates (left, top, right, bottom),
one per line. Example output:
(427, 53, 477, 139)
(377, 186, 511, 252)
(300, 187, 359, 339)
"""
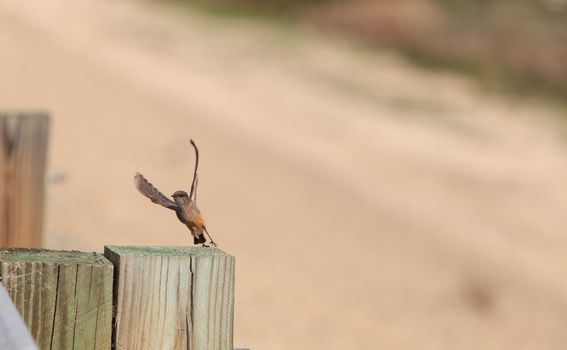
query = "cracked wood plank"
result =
(104, 246, 235, 350)
(0, 249, 113, 350)
(0, 112, 49, 248)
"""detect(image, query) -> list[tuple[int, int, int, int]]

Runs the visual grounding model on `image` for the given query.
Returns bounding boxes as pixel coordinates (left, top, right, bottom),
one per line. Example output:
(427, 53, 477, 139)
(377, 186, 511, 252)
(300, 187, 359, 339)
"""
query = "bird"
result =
(134, 139, 216, 246)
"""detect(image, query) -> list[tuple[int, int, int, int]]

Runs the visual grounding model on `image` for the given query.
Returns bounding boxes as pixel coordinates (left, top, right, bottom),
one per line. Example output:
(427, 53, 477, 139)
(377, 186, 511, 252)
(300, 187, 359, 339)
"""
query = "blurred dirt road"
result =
(1, 0, 567, 349)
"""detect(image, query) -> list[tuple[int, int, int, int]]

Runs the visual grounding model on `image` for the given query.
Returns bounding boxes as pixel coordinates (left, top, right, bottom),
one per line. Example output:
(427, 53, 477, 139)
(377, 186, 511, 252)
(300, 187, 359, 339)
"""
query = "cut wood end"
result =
(0, 248, 112, 266)
(104, 245, 231, 258)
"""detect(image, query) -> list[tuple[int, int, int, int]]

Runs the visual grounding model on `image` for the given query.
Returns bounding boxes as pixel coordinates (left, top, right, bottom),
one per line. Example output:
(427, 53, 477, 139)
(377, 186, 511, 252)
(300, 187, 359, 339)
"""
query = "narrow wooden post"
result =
(0, 249, 114, 349)
(0, 283, 38, 350)
(0, 112, 49, 248)
(104, 246, 235, 350)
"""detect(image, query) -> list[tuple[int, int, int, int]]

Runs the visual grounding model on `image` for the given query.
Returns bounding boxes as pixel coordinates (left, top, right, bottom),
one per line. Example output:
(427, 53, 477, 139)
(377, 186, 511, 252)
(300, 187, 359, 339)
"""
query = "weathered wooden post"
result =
(0, 112, 49, 248)
(0, 249, 114, 349)
(104, 246, 235, 350)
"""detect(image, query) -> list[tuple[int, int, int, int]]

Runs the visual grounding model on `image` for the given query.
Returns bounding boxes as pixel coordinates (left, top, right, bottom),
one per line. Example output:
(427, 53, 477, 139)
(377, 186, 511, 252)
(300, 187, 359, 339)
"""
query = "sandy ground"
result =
(1, 0, 567, 348)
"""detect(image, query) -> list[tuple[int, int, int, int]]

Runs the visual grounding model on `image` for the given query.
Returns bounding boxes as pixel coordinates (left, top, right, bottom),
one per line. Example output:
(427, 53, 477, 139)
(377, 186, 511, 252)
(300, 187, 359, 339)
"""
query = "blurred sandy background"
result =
(1, 0, 567, 348)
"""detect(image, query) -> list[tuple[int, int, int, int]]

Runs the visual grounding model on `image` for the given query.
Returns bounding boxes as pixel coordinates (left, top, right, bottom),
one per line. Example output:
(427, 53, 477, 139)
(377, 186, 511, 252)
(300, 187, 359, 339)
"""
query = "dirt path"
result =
(1, 0, 567, 348)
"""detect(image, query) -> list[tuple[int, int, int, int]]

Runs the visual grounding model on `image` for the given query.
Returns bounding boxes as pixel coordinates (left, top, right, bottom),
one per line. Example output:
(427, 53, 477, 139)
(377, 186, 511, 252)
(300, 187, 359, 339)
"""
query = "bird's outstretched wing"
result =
(134, 173, 177, 210)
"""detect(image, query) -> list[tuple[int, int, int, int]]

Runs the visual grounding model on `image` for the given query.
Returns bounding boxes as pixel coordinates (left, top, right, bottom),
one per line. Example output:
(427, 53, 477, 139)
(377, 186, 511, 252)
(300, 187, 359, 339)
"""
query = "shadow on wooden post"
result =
(0, 112, 49, 248)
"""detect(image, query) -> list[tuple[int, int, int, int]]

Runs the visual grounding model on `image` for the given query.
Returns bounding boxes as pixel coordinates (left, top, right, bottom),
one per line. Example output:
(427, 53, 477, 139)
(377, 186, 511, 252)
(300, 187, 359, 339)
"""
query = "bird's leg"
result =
(204, 228, 217, 247)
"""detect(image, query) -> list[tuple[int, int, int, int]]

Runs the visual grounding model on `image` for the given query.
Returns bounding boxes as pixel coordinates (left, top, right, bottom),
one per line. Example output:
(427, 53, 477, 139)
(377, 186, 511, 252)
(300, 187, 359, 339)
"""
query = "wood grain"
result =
(0, 249, 113, 350)
(0, 112, 49, 248)
(104, 246, 235, 350)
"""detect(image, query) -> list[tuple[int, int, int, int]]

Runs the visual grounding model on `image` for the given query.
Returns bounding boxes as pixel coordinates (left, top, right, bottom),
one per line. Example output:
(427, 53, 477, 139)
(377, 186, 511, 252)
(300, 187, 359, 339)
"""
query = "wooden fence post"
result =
(0, 112, 49, 248)
(104, 246, 235, 350)
(0, 249, 114, 349)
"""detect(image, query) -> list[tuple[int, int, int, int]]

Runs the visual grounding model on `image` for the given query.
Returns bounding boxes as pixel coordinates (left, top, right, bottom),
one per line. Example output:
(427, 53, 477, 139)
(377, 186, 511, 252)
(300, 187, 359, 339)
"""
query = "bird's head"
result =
(172, 190, 190, 205)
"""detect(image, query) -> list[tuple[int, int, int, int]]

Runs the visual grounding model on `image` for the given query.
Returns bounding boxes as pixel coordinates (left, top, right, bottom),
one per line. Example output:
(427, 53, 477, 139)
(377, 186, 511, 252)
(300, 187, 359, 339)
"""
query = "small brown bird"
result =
(134, 139, 216, 246)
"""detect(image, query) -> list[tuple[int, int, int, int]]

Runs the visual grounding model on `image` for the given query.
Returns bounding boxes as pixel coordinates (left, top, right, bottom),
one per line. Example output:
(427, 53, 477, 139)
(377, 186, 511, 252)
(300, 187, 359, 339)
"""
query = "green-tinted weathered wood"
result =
(0, 249, 113, 350)
(0, 112, 49, 248)
(104, 246, 235, 350)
